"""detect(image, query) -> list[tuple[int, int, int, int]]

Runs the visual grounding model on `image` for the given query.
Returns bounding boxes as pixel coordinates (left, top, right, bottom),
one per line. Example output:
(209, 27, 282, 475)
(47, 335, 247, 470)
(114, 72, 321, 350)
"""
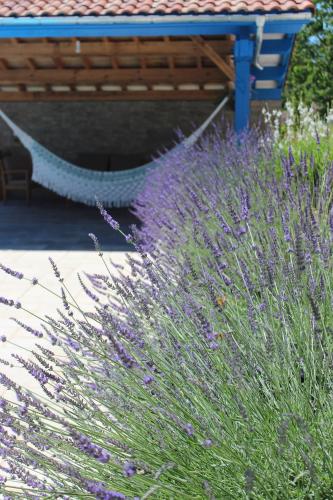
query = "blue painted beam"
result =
(252, 66, 286, 80)
(263, 19, 311, 34)
(280, 34, 295, 66)
(261, 38, 293, 54)
(252, 33, 295, 101)
(0, 20, 255, 38)
(234, 36, 254, 132)
(0, 17, 311, 38)
(251, 88, 282, 100)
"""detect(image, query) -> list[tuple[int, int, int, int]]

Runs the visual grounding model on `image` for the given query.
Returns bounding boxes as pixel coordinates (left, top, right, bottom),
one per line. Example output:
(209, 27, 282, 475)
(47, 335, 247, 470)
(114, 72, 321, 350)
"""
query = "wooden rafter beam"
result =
(26, 58, 36, 70)
(140, 56, 147, 69)
(0, 67, 226, 85)
(0, 39, 233, 58)
(191, 36, 235, 81)
(54, 57, 64, 69)
(111, 55, 119, 69)
(82, 56, 92, 69)
(0, 58, 8, 70)
(0, 90, 224, 102)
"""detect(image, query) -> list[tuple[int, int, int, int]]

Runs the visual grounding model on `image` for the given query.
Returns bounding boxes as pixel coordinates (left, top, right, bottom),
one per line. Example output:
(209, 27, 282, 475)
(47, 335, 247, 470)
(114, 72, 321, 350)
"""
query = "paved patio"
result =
(0, 187, 139, 250)
(0, 193, 137, 397)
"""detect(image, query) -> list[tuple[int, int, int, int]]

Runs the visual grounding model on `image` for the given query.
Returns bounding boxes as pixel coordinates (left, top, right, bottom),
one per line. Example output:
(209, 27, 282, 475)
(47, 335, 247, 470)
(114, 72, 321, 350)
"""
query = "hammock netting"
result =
(0, 96, 228, 207)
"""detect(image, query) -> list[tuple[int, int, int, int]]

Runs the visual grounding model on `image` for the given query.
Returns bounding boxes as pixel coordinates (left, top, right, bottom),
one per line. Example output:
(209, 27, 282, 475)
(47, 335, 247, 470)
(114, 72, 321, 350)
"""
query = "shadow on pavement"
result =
(0, 195, 139, 251)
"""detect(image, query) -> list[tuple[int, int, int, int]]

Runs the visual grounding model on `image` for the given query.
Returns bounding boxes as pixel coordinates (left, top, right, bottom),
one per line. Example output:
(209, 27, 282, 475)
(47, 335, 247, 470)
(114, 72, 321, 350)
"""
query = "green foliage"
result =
(285, 0, 333, 112)
(262, 101, 333, 191)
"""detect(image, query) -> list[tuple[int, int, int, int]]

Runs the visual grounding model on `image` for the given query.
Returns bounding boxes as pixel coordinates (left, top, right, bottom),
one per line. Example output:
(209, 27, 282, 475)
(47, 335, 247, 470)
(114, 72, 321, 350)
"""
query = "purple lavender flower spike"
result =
(281, 212, 291, 242)
(240, 188, 250, 221)
(143, 375, 154, 385)
(222, 274, 232, 287)
(78, 273, 100, 303)
(11, 318, 43, 338)
(85, 481, 125, 500)
(0, 296, 14, 307)
(184, 423, 194, 436)
(49, 257, 62, 281)
(89, 232, 103, 255)
(123, 461, 137, 477)
(97, 201, 120, 230)
(61, 288, 71, 312)
(0, 263, 23, 280)
(125, 233, 134, 244)
(0, 398, 7, 408)
(73, 432, 111, 464)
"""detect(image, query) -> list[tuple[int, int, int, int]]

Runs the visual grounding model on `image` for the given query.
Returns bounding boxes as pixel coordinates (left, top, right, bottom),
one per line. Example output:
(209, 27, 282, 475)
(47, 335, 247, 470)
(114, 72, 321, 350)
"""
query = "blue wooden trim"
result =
(263, 19, 311, 34)
(279, 34, 295, 97)
(252, 66, 286, 80)
(234, 36, 254, 132)
(280, 34, 294, 66)
(0, 20, 254, 38)
(251, 88, 282, 100)
(251, 33, 294, 101)
(0, 17, 310, 38)
(261, 38, 293, 54)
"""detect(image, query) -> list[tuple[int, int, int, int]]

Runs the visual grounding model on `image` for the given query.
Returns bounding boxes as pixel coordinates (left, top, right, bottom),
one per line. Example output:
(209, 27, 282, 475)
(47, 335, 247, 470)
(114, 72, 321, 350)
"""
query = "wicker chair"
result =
(0, 148, 32, 203)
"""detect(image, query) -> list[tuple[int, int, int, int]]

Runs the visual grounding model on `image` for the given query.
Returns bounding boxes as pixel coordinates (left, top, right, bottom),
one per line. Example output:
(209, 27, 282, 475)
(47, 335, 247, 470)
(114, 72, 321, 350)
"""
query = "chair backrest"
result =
(1, 149, 31, 184)
(2, 148, 32, 172)
(0, 158, 5, 184)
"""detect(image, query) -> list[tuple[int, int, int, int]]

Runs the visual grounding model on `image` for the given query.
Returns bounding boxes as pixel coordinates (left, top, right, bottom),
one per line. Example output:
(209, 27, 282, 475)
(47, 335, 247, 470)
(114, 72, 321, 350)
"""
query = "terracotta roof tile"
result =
(0, 0, 314, 17)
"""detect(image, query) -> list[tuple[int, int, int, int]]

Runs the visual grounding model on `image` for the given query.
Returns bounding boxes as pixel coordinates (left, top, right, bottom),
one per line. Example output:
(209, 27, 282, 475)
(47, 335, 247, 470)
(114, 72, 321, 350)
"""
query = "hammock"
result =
(0, 96, 228, 207)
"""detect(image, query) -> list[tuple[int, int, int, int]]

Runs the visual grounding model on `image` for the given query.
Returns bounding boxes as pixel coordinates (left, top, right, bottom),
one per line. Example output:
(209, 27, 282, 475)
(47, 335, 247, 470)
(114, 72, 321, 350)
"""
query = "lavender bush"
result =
(1, 118, 333, 499)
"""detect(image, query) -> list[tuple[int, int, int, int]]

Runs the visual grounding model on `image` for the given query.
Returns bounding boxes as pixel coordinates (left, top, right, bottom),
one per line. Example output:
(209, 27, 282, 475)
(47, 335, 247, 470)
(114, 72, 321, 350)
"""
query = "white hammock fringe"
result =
(0, 96, 228, 207)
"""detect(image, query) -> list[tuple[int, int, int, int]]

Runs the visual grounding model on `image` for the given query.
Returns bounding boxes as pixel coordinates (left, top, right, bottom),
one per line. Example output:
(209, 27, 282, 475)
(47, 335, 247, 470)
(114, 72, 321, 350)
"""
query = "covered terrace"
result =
(0, 0, 313, 133)
(0, 0, 313, 211)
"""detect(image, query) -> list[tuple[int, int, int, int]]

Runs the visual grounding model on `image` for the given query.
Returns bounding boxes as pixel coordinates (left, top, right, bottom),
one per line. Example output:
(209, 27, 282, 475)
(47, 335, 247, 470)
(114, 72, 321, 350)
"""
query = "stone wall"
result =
(0, 101, 235, 164)
(0, 99, 276, 166)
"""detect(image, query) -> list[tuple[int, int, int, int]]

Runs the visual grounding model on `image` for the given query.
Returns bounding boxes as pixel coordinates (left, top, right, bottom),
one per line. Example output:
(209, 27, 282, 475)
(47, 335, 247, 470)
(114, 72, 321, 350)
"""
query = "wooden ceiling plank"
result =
(0, 39, 233, 58)
(0, 90, 224, 102)
(0, 67, 227, 85)
(191, 35, 235, 81)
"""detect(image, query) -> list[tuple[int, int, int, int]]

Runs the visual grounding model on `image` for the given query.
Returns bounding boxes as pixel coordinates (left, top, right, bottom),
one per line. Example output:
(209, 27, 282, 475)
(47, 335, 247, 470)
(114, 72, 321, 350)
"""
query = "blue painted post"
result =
(234, 36, 254, 133)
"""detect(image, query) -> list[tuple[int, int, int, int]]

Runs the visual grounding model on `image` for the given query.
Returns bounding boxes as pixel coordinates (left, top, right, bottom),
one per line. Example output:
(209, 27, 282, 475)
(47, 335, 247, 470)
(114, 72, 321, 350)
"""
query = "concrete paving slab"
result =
(0, 250, 132, 398)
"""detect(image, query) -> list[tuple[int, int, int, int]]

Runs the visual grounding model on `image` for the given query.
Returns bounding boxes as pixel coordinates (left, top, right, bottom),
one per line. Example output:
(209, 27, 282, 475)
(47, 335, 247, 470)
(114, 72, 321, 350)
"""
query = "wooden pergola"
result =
(0, 0, 314, 131)
(0, 35, 235, 102)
